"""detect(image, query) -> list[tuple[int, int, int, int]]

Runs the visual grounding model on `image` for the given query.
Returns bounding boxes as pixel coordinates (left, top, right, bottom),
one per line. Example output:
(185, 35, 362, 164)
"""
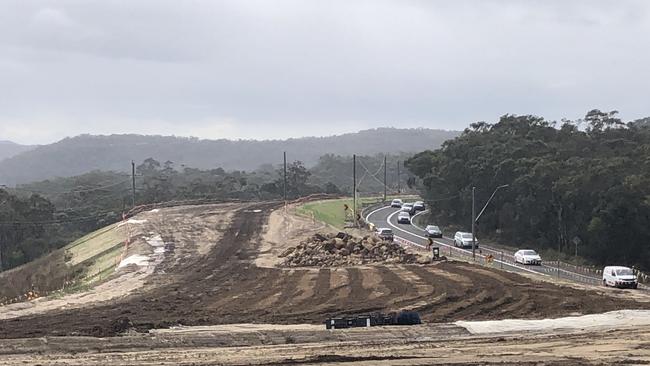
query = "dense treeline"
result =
(0, 190, 65, 270)
(308, 153, 416, 196)
(0, 128, 458, 185)
(406, 110, 650, 270)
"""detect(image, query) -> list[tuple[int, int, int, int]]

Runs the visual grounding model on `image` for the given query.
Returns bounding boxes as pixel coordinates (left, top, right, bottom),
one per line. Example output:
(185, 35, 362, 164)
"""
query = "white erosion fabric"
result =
(456, 310, 650, 334)
(117, 234, 166, 269)
(117, 254, 150, 268)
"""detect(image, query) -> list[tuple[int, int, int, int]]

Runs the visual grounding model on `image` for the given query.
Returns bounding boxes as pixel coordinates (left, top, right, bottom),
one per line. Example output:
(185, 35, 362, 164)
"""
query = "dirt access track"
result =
(0, 200, 649, 364)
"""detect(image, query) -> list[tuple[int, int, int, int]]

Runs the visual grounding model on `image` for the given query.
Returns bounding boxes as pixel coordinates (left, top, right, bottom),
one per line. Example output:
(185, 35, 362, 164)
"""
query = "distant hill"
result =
(0, 141, 34, 162)
(0, 128, 459, 185)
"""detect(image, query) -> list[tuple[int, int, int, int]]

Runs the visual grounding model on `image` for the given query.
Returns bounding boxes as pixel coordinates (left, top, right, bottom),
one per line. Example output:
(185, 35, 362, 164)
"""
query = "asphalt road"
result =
(365, 205, 606, 285)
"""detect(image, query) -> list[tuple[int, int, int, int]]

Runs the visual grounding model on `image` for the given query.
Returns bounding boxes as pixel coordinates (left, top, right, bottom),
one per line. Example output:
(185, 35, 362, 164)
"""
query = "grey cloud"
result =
(1, 0, 649, 144)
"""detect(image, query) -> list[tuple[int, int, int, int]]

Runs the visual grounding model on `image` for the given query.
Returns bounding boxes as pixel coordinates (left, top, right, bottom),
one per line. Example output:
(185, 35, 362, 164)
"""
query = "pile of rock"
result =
(279, 232, 425, 267)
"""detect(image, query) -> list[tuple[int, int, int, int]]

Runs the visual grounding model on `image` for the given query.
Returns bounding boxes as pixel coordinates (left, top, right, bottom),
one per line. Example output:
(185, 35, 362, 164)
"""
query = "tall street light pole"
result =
(383, 155, 387, 202)
(472, 184, 509, 260)
(472, 187, 476, 260)
(283, 152, 287, 207)
(353, 154, 357, 227)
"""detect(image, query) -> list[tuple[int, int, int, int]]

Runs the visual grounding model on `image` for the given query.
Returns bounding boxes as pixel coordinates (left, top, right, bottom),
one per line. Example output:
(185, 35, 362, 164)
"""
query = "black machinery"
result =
(325, 311, 421, 329)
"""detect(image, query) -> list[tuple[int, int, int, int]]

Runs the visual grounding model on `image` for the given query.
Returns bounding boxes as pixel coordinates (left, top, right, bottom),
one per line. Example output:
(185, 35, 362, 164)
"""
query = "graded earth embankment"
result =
(0, 201, 648, 338)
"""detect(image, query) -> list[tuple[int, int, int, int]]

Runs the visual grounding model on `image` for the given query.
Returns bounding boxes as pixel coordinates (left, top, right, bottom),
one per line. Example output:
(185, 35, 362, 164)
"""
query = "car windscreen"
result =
(617, 268, 633, 276)
(522, 250, 537, 255)
(427, 226, 439, 230)
(462, 234, 472, 238)
(380, 229, 392, 234)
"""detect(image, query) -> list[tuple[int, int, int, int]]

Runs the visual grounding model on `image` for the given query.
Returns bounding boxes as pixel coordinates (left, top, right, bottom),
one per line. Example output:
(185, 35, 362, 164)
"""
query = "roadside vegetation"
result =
(298, 194, 419, 229)
(297, 198, 375, 229)
(407, 110, 650, 271)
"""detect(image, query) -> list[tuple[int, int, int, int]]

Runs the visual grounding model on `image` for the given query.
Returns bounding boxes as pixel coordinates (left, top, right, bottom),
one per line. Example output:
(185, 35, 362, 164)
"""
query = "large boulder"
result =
(333, 238, 346, 249)
(278, 247, 295, 258)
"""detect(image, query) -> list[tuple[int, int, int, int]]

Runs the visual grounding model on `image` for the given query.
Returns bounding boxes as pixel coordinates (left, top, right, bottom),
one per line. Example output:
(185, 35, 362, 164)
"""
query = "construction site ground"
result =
(1, 200, 649, 365)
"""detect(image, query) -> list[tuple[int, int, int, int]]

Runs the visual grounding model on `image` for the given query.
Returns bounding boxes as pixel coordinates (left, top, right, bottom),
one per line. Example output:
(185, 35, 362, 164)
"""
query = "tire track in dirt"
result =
(344, 268, 373, 304)
(401, 265, 464, 318)
(266, 269, 310, 310)
(368, 266, 423, 310)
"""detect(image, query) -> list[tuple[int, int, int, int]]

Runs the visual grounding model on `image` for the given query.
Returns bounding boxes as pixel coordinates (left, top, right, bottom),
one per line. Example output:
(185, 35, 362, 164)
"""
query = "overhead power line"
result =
(0, 210, 119, 226)
(356, 158, 387, 190)
(8, 178, 132, 195)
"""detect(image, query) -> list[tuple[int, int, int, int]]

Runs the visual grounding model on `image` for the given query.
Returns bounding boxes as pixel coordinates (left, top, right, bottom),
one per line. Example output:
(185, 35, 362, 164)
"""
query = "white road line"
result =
(375, 206, 608, 283)
(365, 205, 393, 224)
(381, 209, 542, 275)
(410, 213, 507, 256)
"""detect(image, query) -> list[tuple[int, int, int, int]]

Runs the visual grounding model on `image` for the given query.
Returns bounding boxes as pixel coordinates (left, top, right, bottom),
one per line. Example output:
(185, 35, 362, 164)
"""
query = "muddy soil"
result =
(0, 322, 649, 365)
(0, 201, 648, 339)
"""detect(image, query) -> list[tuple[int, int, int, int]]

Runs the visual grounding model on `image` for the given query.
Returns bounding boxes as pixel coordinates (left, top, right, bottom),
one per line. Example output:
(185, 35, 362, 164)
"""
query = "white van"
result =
(602, 266, 638, 289)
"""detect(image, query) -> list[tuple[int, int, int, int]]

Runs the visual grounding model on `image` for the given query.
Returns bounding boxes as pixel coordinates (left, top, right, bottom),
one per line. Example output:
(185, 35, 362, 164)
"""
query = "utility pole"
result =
(397, 160, 401, 194)
(473, 184, 508, 261)
(383, 155, 387, 202)
(131, 160, 136, 207)
(283, 151, 287, 206)
(352, 154, 357, 226)
(471, 186, 476, 260)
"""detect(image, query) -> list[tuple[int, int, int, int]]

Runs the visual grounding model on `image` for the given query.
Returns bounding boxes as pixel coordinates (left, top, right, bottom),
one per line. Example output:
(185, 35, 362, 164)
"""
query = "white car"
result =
(397, 211, 411, 224)
(374, 228, 394, 242)
(401, 203, 415, 215)
(514, 249, 542, 265)
(391, 199, 403, 208)
(602, 266, 638, 289)
(454, 231, 477, 248)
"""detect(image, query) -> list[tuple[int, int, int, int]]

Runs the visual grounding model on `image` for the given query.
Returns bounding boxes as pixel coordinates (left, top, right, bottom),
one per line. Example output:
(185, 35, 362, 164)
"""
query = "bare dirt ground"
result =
(1, 200, 650, 364)
(1, 318, 649, 365)
(256, 203, 338, 268)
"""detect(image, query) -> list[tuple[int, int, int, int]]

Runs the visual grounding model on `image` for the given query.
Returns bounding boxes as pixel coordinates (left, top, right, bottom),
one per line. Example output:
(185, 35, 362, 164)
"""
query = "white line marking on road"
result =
(365, 205, 392, 223)
(367, 204, 636, 286)
(379, 209, 542, 275)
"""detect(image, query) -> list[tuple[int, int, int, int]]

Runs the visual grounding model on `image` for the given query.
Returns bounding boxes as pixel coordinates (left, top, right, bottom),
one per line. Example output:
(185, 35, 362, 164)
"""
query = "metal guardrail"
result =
(393, 235, 648, 290)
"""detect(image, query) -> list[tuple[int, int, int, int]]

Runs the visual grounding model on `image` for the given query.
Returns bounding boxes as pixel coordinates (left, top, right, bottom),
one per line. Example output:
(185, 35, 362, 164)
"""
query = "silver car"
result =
(454, 231, 477, 248)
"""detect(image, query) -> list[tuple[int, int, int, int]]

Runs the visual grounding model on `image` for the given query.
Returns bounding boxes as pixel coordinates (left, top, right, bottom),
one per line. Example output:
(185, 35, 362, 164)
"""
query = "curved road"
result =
(366, 205, 605, 284)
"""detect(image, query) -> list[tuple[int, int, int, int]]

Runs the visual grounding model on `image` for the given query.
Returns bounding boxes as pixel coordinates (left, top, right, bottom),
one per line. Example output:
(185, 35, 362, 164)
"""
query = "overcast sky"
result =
(1, 0, 649, 144)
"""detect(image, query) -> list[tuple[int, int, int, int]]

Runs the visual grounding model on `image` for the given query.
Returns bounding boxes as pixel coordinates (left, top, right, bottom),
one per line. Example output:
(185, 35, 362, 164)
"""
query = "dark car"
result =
(413, 201, 426, 211)
(424, 225, 442, 238)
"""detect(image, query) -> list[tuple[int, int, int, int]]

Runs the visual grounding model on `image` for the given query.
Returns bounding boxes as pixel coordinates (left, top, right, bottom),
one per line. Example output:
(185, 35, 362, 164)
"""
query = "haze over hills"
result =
(0, 128, 459, 186)
(0, 141, 34, 162)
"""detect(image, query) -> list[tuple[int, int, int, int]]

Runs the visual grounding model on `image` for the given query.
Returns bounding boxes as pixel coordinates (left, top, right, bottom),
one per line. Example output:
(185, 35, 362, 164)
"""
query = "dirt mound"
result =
(279, 232, 425, 267)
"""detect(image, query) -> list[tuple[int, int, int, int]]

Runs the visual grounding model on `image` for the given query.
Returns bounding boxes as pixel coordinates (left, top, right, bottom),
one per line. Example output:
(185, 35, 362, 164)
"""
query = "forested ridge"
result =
(0, 141, 33, 161)
(0, 128, 457, 185)
(407, 110, 650, 270)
